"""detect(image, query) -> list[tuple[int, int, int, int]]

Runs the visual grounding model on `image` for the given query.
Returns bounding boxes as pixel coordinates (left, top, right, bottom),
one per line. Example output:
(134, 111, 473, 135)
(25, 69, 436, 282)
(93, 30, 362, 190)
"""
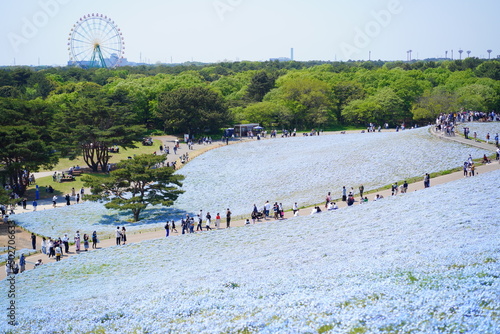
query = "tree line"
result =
(1, 58, 499, 195)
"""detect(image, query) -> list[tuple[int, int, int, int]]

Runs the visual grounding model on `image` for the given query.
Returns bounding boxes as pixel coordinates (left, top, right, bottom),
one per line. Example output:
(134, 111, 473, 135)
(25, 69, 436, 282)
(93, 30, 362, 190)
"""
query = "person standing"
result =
(74, 231, 81, 252)
(52, 195, 57, 208)
(41, 237, 47, 255)
(22, 198, 27, 210)
(92, 231, 98, 249)
(32, 200, 38, 211)
(76, 193, 80, 204)
(325, 192, 331, 208)
(424, 173, 430, 188)
(19, 254, 26, 273)
(164, 221, 170, 237)
(115, 227, 122, 245)
(55, 245, 62, 261)
(62, 233, 69, 253)
(121, 226, 127, 245)
(215, 213, 221, 229)
(31, 233, 36, 250)
(65, 194, 71, 206)
(342, 186, 347, 202)
(264, 201, 270, 218)
(83, 234, 89, 251)
(226, 208, 231, 228)
(359, 185, 364, 198)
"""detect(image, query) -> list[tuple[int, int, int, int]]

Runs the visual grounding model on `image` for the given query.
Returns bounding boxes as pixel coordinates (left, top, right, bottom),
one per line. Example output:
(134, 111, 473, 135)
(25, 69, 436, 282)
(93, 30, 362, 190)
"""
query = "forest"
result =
(1, 58, 500, 195)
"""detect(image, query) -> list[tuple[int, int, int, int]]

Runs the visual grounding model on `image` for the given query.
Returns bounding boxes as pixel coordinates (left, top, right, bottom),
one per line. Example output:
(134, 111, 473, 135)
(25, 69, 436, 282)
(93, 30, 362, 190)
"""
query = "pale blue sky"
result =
(1, 0, 499, 66)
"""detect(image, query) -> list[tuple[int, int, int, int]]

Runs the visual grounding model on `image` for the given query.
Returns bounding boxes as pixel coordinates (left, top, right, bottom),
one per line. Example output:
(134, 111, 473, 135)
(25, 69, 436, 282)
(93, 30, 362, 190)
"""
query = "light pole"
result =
(487, 49, 492, 59)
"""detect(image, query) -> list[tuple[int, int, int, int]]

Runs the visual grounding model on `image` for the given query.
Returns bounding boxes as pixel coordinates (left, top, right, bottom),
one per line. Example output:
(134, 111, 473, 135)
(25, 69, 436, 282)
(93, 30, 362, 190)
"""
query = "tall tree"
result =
(82, 154, 184, 222)
(157, 86, 230, 135)
(55, 84, 145, 172)
(0, 98, 58, 195)
(246, 71, 276, 102)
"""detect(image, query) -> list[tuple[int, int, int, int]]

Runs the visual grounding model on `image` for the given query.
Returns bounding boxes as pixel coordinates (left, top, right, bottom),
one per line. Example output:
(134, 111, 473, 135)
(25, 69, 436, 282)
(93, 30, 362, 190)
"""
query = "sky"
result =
(1, 0, 499, 66)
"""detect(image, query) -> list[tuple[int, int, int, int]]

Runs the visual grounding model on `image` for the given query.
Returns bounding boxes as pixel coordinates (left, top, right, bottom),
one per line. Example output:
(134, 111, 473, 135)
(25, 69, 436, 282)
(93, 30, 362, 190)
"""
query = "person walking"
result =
(52, 195, 57, 208)
(31, 233, 36, 250)
(32, 200, 37, 211)
(359, 185, 364, 198)
(226, 208, 231, 228)
(205, 212, 212, 230)
(196, 215, 203, 231)
(171, 220, 178, 233)
(342, 186, 347, 202)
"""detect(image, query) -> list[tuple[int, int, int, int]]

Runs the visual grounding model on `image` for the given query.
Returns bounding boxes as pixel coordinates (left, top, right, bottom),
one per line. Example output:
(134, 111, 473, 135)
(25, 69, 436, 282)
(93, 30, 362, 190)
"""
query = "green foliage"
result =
(82, 154, 184, 221)
(157, 86, 231, 135)
(412, 87, 458, 121)
(0, 98, 58, 195)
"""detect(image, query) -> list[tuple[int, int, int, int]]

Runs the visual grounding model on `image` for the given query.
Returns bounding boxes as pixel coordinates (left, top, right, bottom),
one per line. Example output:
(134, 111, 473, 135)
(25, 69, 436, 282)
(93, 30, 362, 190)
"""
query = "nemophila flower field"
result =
(12, 127, 490, 238)
(172, 126, 489, 216)
(2, 170, 499, 333)
(459, 122, 500, 141)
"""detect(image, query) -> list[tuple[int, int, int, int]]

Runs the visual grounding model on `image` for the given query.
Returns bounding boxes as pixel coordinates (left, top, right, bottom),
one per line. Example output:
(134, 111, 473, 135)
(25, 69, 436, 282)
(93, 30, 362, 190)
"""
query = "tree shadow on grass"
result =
(97, 206, 193, 228)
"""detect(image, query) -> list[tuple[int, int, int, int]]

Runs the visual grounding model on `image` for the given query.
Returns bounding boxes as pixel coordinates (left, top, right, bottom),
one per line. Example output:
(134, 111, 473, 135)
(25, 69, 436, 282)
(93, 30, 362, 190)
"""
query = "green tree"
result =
(246, 71, 276, 102)
(411, 87, 458, 121)
(157, 86, 230, 135)
(0, 98, 58, 195)
(457, 83, 498, 112)
(54, 83, 145, 172)
(242, 101, 291, 128)
(268, 75, 333, 129)
(82, 154, 184, 222)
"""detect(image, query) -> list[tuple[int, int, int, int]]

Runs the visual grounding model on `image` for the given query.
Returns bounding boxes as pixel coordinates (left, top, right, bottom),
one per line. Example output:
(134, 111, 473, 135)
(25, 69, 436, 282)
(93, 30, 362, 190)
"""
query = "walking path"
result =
(2, 127, 499, 280)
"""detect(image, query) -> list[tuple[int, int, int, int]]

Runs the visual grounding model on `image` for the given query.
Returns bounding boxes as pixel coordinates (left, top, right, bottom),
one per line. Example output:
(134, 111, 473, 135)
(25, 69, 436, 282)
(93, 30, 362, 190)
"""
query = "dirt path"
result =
(2, 127, 499, 280)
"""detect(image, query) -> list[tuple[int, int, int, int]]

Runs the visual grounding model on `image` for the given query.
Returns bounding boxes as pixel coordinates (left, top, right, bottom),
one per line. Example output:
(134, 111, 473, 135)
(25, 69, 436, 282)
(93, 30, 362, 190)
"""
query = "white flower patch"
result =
(459, 122, 500, 141)
(2, 170, 499, 333)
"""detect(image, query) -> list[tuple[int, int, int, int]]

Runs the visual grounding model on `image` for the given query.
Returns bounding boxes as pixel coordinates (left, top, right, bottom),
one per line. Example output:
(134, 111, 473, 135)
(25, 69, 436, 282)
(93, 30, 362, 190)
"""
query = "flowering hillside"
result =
(3, 169, 499, 333)
(13, 127, 490, 237)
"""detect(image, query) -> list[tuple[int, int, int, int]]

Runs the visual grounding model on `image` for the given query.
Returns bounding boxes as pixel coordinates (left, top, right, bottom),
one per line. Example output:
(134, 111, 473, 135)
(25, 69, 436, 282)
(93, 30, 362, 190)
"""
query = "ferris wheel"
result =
(68, 13, 125, 68)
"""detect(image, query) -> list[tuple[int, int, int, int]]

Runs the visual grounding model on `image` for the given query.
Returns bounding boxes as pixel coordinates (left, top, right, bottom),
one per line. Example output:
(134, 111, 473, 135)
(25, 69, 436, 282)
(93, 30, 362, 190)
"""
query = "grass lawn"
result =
(26, 139, 164, 201)
(25, 173, 112, 201)
(39, 139, 162, 172)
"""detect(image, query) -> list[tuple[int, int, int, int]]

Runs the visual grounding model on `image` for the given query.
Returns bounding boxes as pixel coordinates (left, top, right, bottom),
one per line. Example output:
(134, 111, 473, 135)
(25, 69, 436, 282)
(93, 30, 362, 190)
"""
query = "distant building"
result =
(269, 57, 291, 62)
